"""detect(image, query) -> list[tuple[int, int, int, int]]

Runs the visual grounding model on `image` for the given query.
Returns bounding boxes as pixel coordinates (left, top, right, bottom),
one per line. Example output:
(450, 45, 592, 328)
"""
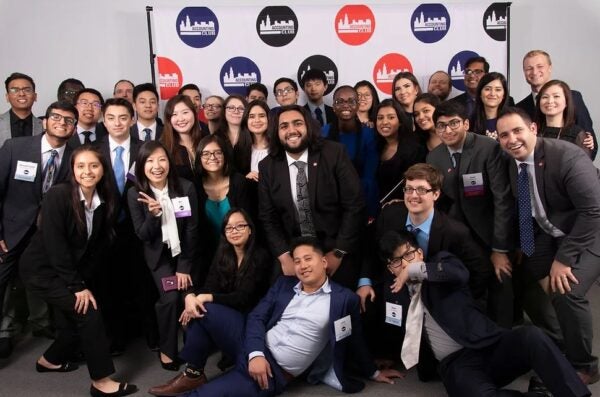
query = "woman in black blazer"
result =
(20, 145, 137, 397)
(128, 141, 200, 371)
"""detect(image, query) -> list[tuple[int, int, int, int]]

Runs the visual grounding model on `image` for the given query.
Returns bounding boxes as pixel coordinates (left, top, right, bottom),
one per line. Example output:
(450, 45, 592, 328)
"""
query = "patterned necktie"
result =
(452, 152, 461, 169)
(42, 150, 58, 194)
(114, 146, 126, 194)
(401, 282, 424, 369)
(314, 107, 324, 127)
(518, 163, 535, 256)
(143, 128, 152, 142)
(293, 161, 315, 236)
(82, 131, 92, 145)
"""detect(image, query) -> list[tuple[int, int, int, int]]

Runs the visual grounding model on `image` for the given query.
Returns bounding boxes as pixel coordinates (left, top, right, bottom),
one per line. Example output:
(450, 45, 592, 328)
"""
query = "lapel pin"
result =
(447, 168, 452, 173)
(313, 162, 317, 167)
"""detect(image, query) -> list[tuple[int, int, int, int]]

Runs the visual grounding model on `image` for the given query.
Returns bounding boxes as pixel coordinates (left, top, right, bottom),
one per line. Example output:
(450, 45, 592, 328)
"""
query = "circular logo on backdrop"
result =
(297, 55, 338, 95)
(483, 3, 508, 41)
(411, 4, 450, 43)
(157, 57, 183, 99)
(219, 57, 262, 96)
(447, 50, 479, 92)
(372, 53, 414, 95)
(176, 7, 219, 48)
(334, 5, 375, 45)
(256, 6, 298, 47)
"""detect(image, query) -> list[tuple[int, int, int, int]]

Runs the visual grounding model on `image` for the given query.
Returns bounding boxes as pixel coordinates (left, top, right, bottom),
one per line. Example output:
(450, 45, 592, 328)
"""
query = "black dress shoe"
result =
(160, 358, 181, 371)
(0, 337, 13, 359)
(90, 382, 138, 397)
(36, 361, 79, 373)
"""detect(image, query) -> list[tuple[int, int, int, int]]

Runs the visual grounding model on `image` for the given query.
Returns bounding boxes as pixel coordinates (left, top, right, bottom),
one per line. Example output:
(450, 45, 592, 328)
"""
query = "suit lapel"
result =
(458, 133, 475, 175)
(274, 158, 295, 216)
(55, 144, 73, 183)
(427, 211, 443, 257)
(533, 138, 547, 210)
(307, 150, 320, 208)
(32, 135, 44, 198)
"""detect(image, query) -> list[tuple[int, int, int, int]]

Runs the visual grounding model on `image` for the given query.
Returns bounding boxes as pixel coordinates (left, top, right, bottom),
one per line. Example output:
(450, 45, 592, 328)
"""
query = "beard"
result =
(281, 134, 309, 154)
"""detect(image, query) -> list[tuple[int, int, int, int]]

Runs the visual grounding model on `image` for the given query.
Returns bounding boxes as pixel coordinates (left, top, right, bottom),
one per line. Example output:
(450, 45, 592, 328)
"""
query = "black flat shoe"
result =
(160, 359, 181, 371)
(90, 382, 138, 397)
(36, 361, 78, 373)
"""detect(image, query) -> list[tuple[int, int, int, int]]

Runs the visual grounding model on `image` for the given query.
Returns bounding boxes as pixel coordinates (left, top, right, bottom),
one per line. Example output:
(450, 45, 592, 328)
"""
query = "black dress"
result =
(541, 124, 591, 158)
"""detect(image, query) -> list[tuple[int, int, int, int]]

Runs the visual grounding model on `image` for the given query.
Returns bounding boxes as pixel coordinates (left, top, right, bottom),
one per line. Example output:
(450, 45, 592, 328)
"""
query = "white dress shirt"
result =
(41, 134, 66, 170)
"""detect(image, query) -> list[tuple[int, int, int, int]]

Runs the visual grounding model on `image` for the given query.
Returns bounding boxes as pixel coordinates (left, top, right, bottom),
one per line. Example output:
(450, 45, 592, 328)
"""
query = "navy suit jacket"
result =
(67, 122, 108, 149)
(130, 122, 164, 142)
(303, 103, 336, 126)
(245, 276, 377, 393)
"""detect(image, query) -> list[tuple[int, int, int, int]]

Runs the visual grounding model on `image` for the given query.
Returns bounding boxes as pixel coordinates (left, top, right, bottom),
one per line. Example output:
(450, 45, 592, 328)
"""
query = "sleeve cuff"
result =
(408, 262, 427, 281)
(370, 370, 381, 380)
(248, 351, 265, 361)
(357, 278, 372, 288)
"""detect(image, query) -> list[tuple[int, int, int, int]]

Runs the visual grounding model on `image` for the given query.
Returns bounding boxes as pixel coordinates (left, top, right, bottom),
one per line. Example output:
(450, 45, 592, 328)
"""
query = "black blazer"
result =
(128, 178, 199, 275)
(303, 103, 336, 126)
(130, 122, 164, 142)
(0, 135, 72, 249)
(19, 183, 108, 292)
(67, 122, 108, 149)
(258, 140, 365, 257)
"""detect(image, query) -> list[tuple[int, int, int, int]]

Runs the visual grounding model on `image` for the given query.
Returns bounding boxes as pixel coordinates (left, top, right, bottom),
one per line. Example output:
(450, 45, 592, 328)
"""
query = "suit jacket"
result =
(67, 122, 108, 149)
(258, 140, 365, 257)
(303, 103, 336, 126)
(245, 276, 377, 393)
(508, 138, 600, 266)
(127, 178, 199, 274)
(0, 110, 43, 147)
(427, 132, 514, 251)
(130, 122, 164, 142)
(0, 135, 73, 249)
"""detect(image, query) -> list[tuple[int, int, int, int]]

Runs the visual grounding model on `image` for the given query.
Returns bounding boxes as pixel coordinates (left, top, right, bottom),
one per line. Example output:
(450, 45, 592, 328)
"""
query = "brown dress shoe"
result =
(148, 372, 207, 396)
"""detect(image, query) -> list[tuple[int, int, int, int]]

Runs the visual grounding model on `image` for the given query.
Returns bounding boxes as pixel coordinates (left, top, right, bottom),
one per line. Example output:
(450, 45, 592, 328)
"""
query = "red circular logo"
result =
(372, 53, 414, 95)
(334, 5, 375, 46)
(157, 56, 183, 99)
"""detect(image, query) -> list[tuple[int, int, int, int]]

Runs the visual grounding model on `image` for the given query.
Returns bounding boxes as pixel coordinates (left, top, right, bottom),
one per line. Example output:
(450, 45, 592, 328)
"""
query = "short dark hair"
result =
(102, 97, 134, 118)
(498, 106, 533, 125)
(45, 101, 78, 121)
(273, 77, 298, 94)
(465, 56, 490, 73)
(246, 83, 268, 99)
(269, 104, 322, 158)
(113, 79, 134, 94)
(404, 163, 443, 192)
(57, 78, 84, 99)
(178, 83, 201, 95)
(433, 100, 468, 123)
(74, 88, 104, 106)
(133, 83, 159, 101)
(300, 69, 327, 88)
(379, 230, 418, 262)
(5, 72, 35, 92)
(290, 236, 325, 257)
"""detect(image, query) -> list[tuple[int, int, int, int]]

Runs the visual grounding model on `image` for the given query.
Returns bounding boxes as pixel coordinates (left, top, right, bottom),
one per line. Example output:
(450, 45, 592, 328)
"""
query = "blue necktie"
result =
(314, 107, 324, 127)
(42, 150, 58, 194)
(518, 163, 535, 256)
(114, 146, 125, 194)
(143, 128, 152, 142)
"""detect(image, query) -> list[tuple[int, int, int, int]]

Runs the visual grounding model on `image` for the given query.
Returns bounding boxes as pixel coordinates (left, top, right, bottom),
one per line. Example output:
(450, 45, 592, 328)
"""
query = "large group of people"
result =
(0, 49, 597, 397)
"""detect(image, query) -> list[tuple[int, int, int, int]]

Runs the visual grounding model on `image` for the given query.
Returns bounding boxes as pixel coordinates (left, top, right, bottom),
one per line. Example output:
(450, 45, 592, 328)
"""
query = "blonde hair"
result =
(523, 50, 551, 66)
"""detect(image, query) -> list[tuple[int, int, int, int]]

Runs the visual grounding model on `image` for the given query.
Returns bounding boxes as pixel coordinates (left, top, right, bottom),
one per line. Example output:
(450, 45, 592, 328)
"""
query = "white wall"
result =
(1, 0, 598, 144)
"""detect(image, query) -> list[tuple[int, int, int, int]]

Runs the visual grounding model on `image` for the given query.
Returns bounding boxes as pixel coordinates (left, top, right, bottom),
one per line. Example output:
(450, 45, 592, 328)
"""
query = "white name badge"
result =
(334, 315, 352, 341)
(126, 162, 136, 183)
(14, 161, 38, 182)
(462, 172, 485, 197)
(172, 196, 192, 218)
(385, 302, 403, 327)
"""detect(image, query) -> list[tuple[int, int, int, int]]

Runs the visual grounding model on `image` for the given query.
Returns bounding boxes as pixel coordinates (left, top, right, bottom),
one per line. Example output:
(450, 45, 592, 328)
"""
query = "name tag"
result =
(462, 172, 485, 197)
(14, 161, 38, 182)
(172, 196, 192, 218)
(126, 161, 136, 183)
(385, 302, 403, 327)
(334, 315, 352, 341)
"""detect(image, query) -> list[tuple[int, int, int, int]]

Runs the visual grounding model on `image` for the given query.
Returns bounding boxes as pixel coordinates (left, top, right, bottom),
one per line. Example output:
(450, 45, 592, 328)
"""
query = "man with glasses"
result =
(450, 56, 489, 118)
(69, 88, 107, 148)
(427, 101, 513, 327)
(271, 77, 299, 117)
(0, 101, 77, 358)
(1, 73, 43, 146)
(203, 95, 224, 134)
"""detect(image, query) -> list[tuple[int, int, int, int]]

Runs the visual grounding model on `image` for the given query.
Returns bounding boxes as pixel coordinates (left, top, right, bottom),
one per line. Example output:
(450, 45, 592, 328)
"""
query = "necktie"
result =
(401, 282, 424, 369)
(452, 152, 461, 169)
(143, 128, 152, 142)
(293, 161, 315, 236)
(518, 163, 535, 256)
(466, 97, 475, 118)
(42, 150, 58, 194)
(15, 119, 26, 137)
(114, 146, 126, 194)
(314, 107, 324, 127)
(82, 131, 92, 145)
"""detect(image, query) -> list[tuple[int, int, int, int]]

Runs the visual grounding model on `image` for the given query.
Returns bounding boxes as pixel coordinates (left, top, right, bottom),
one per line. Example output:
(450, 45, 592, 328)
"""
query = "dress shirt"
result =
(136, 121, 157, 141)
(250, 146, 269, 173)
(9, 109, 33, 138)
(41, 134, 66, 171)
(108, 135, 131, 177)
(76, 125, 97, 144)
(285, 149, 309, 211)
(405, 209, 435, 258)
(78, 187, 102, 239)
(447, 147, 463, 168)
(306, 102, 328, 125)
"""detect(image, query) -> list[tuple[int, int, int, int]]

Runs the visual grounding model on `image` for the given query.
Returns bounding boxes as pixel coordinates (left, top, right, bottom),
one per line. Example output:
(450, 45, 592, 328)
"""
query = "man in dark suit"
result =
(301, 69, 335, 127)
(497, 107, 600, 385)
(68, 88, 107, 149)
(149, 237, 402, 397)
(381, 230, 589, 397)
(0, 72, 43, 146)
(259, 104, 365, 290)
(427, 101, 514, 327)
(131, 83, 163, 142)
(516, 50, 597, 159)
(449, 57, 489, 118)
(0, 101, 76, 357)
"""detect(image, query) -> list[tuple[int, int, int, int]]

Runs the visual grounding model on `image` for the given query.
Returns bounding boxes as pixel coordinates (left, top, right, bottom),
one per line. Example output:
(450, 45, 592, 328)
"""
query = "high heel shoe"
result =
(36, 361, 78, 373)
(90, 382, 138, 397)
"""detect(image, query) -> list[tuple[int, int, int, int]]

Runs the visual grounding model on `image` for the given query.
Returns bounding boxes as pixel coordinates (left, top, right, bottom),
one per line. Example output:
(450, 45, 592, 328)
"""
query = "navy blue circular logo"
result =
(256, 6, 298, 47)
(483, 3, 508, 41)
(297, 55, 338, 96)
(447, 50, 479, 91)
(219, 57, 262, 96)
(176, 7, 219, 48)
(411, 4, 450, 43)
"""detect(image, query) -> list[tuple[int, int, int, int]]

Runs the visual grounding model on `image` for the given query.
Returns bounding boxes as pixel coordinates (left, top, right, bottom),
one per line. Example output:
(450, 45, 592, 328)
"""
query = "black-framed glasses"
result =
(200, 150, 224, 159)
(225, 105, 245, 113)
(8, 87, 34, 95)
(48, 112, 76, 126)
(77, 99, 102, 109)
(403, 186, 434, 196)
(435, 118, 463, 132)
(387, 248, 418, 268)
(224, 224, 248, 233)
(464, 69, 485, 77)
(275, 87, 295, 97)
(204, 103, 222, 110)
(333, 98, 357, 107)
(357, 93, 372, 100)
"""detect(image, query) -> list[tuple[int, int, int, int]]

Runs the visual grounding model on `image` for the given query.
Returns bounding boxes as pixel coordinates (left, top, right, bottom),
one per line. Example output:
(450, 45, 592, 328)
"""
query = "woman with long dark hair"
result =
(128, 141, 200, 371)
(148, 208, 271, 396)
(471, 72, 509, 139)
(215, 95, 251, 174)
(413, 93, 442, 153)
(391, 71, 421, 129)
(240, 100, 270, 182)
(354, 80, 381, 127)
(20, 146, 137, 397)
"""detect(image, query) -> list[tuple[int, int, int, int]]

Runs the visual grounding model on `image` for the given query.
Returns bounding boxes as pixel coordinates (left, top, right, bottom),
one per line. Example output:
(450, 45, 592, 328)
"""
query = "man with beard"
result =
(258, 105, 365, 289)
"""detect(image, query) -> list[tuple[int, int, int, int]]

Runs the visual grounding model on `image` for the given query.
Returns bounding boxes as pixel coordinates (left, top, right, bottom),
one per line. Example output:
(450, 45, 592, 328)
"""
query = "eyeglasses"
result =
(77, 100, 102, 109)
(403, 186, 435, 196)
(275, 87, 295, 97)
(435, 118, 463, 132)
(224, 224, 248, 233)
(8, 87, 34, 95)
(387, 248, 419, 268)
(333, 98, 358, 107)
(464, 69, 485, 77)
(204, 103, 222, 110)
(226, 105, 245, 113)
(357, 93, 372, 100)
(48, 112, 76, 126)
(200, 150, 224, 159)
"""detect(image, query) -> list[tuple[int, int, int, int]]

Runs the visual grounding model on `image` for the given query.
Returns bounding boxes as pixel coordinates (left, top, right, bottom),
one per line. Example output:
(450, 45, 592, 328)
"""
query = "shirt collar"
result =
(137, 121, 157, 131)
(77, 124, 96, 134)
(306, 101, 324, 113)
(149, 182, 169, 198)
(9, 109, 32, 123)
(406, 208, 435, 236)
(286, 149, 309, 167)
(78, 187, 102, 211)
(41, 133, 67, 158)
(293, 278, 332, 295)
(108, 134, 131, 152)
(515, 149, 535, 168)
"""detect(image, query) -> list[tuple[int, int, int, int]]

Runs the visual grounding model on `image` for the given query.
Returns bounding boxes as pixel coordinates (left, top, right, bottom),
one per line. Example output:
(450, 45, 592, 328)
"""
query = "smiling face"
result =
(76, 92, 102, 128)
(199, 141, 225, 174)
(134, 90, 158, 123)
(278, 109, 308, 155)
(427, 72, 451, 100)
(6, 78, 37, 112)
(523, 54, 552, 92)
(403, 178, 440, 219)
(274, 82, 298, 106)
(356, 85, 374, 113)
(464, 61, 486, 94)
(114, 81, 134, 103)
(376, 106, 400, 140)
(413, 101, 436, 132)
(103, 105, 133, 142)
(539, 84, 566, 118)
(388, 242, 424, 277)
(204, 97, 223, 121)
(144, 147, 169, 189)
(44, 108, 77, 142)
(73, 150, 104, 192)
(497, 113, 538, 161)
(293, 244, 327, 291)
(394, 78, 419, 110)
(247, 105, 268, 135)
(224, 211, 251, 248)
(170, 101, 195, 135)
(436, 115, 468, 150)
(333, 87, 358, 121)
(481, 79, 505, 110)
(225, 98, 245, 126)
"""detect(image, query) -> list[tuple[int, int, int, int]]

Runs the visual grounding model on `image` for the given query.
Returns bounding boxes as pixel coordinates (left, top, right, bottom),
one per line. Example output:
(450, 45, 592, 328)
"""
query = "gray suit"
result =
(0, 110, 43, 147)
